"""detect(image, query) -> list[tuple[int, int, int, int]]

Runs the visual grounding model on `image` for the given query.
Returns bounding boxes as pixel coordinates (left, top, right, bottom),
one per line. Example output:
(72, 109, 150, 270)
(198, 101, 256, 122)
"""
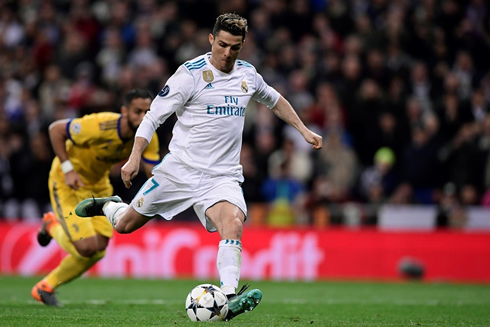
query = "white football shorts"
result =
(130, 153, 247, 232)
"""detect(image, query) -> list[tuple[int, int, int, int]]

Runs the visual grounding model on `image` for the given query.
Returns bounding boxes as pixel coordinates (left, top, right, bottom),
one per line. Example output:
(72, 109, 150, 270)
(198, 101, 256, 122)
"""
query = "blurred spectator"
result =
(389, 183, 414, 205)
(96, 27, 126, 87)
(436, 182, 468, 229)
(440, 123, 483, 190)
(0, 7, 25, 48)
(106, 1, 136, 48)
(365, 48, 390, 88)
(288, 70, 313, 113)
(23, 98, 50, 138)
(268, 138, 313, 184)
(128, 22, 158, 69)
(67, 62, 114, 116)
(400, 125, 441, 204)
(174, 20, 199, 64)
(338, 54, 363, 110)
(38, 65, 71, 121)
(349, 78, 386, 165)
(408, 62, 433, 113)
(249, 9, 272, 50)
(70, 0, 101, 55)
(385, 43, 411, 80)
(18, 133, 52, 218)
(470, 89, 488, 123)
(460, 184, 479, 206)
(262, 160, 306, 226)
(314, 130, 359, 203)
(56, 26, 90, 80)
(359, 147, 398, 202)
(452, 51, 477, 100)
(241, 142, 266, 204)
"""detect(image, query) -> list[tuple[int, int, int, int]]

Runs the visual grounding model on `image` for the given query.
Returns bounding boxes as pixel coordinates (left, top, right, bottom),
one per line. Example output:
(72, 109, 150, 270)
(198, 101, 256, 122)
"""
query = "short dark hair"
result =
(123, 89, 153, 106)
(212, 13, 248, 41)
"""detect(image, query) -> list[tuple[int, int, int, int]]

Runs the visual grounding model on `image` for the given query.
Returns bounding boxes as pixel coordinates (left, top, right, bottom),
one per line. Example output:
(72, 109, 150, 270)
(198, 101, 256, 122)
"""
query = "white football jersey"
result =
(136, 52, 280, 179)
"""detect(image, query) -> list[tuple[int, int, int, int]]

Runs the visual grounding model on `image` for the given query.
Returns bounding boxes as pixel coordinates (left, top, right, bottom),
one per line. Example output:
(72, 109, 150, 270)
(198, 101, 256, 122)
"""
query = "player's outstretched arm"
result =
(271, 96, 323, 150)
(48, 119, 85, 189)
(121, 136, 149, 189)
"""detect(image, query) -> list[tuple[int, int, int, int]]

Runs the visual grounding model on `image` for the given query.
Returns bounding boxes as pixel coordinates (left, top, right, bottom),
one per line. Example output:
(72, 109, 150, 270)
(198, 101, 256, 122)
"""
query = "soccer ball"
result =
(185, 284, 229, 322)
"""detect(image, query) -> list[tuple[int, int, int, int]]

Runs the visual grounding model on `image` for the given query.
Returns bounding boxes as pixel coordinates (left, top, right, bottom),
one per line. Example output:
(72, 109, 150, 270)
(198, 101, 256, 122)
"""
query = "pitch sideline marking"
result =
(17, 298, 475, 306)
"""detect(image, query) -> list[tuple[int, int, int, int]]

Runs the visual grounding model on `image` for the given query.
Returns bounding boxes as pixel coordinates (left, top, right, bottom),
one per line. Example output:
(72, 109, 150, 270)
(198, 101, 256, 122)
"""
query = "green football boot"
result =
(226, 284, 262, 321)
(75, 196, 122, 217)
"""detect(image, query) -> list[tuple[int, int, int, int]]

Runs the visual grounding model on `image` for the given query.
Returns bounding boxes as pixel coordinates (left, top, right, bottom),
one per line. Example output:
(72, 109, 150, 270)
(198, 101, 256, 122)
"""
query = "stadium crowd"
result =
(0, 0, 489, 227)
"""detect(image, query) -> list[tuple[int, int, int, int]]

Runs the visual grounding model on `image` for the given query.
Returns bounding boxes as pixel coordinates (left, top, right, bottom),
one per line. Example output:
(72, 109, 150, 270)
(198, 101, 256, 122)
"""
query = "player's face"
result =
(123, 97, 152, 132)
(209, 30, 244, 73)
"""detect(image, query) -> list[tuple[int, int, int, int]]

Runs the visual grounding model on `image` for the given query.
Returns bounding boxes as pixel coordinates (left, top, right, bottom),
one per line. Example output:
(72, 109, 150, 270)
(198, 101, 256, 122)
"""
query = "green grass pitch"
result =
(1, 276, 490, 326)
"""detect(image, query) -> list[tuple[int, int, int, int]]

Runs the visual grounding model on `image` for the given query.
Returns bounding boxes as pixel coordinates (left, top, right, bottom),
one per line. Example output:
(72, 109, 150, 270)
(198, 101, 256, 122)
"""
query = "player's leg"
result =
(101, 201, 153, 233)
(32, 179, 112, 306)
(205, 201, 245, 294)
(198, 178, 262, 320)
(198, 180, 248, 296)
(32, 227, 107, 306)
(205, 201, 262, 320)
(76, 194, 154, 233)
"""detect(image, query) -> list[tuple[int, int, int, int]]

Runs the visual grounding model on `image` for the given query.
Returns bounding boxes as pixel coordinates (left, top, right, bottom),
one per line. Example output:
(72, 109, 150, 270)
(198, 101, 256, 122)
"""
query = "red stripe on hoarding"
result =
(0, 222, 489, 282)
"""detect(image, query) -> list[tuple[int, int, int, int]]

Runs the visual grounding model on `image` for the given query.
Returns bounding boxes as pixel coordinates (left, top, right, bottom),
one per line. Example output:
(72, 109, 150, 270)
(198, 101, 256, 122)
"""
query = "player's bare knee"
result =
(74, 235, 109, 257)
(114, 223, 127, 234)
(75, 244, 98, 257)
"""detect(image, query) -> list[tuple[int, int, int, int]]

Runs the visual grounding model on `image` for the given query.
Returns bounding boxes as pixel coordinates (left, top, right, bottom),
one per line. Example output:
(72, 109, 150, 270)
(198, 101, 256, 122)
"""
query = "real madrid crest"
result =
(202, 70, 214, 83)
(241, 81, 248, 93)
(136, 197, 144, 208)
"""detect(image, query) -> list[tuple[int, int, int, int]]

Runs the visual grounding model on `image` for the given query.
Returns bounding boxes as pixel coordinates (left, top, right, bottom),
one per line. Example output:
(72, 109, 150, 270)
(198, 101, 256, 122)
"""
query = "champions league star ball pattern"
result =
(185, 284, 229, 322)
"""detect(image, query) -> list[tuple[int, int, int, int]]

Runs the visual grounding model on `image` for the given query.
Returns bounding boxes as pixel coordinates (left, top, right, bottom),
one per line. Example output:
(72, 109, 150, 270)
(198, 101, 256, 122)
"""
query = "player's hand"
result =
(121, 157, 140, 189)
(65, 170, 85, 190)
(304, 130, 323, 150)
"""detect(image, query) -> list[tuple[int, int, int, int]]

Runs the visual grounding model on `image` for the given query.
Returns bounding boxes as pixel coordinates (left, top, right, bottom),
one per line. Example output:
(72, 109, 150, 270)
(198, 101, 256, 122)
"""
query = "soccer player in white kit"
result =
(76, 13, 322, 320)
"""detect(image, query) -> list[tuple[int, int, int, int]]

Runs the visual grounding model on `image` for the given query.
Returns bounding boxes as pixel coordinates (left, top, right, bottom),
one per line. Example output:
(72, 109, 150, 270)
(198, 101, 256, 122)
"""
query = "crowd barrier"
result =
(1, 221, 490, 282)
(378, 205, 490, 230)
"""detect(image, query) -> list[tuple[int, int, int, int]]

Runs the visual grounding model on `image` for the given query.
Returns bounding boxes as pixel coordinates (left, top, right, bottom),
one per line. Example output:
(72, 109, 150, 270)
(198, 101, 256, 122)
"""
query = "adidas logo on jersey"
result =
(204, 83, 214, 89)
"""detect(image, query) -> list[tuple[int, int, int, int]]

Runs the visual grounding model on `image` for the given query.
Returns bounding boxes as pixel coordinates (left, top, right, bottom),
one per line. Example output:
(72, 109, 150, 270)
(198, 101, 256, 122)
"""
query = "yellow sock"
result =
(44, 250, 106, 288)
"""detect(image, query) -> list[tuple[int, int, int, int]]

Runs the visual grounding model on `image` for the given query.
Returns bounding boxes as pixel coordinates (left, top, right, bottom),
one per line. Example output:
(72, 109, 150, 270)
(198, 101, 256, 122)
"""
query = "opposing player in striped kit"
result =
(76, 13, 322, 319)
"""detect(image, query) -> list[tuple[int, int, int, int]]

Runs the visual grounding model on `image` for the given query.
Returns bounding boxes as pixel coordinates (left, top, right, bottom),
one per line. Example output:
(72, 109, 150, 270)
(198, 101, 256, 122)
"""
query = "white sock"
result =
(217, 239, 242, 296)
(102, 202, 128, 228)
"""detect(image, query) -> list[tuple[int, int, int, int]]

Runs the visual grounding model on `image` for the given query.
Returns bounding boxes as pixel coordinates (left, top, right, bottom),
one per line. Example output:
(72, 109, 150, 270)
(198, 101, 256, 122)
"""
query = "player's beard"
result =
(128, 120, 139, 133)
